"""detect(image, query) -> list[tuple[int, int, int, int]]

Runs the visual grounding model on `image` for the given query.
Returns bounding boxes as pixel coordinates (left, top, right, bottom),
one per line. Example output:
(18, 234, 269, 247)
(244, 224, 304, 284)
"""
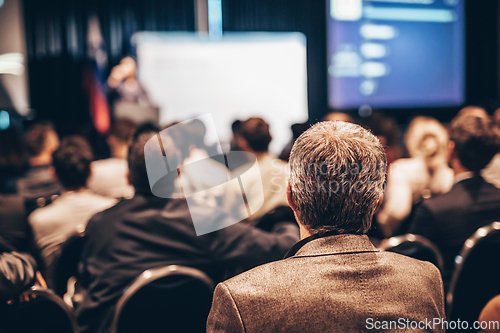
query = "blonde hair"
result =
(405, 117, 449, 168)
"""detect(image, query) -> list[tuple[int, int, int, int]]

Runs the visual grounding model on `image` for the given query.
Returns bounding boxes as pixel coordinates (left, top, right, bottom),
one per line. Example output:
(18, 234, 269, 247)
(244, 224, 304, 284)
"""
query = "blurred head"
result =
(0, 127, 29, 187)
(53, 136, 94, 190)
(128, 130, 179, 196)
(24, 122, 59, 159)
(109, 119, 136, 143)
(231, 120, 242, 134)
(323, 112, 354, 123)
(238, 117, 272, 153)
(449, 115, 500, 173)
(494, 108, 500, 129)
(364, 113, 399, 147)
(120, 56, 137, 78)
(107, 119, 136, 157)
(288, 121, 386, 235)
(457, 106, 488, 120)
(405, 117, 449, 167)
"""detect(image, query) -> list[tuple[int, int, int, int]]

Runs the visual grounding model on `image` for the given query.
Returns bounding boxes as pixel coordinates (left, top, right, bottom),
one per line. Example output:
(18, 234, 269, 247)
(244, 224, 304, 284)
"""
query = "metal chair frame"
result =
(446, 221, 500, 318)
(378, 233, 445, 272)
(19, 286, 79, 333)
(111, 265, 215, 333)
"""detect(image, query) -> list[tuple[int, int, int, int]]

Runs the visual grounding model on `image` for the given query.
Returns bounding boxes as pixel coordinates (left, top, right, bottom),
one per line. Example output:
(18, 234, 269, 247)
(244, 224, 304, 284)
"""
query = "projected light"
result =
(135, 32, 308, 154)
(327, 0, 464, 109)
(360, 43, 388, 59)
(0, 53, 24, 76)
(0, 111, 10, 130)
(208, 0, 223, 38)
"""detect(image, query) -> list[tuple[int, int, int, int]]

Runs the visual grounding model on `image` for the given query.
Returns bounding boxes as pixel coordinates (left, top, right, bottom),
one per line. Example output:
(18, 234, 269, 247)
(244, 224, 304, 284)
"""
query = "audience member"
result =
(88, 119, 136, 199)
(482, 108, 500, 188)
(208, 121, 445, 333)
(409, 115, 500, 288)
(224, 117, 289, 224)
(0, 127, 33, 253)
(17, 122, 62, 212)
(323, 111, 354, 123)
(278, 122, 310, 162)
(0, 128, 42, 305)
(377, 117, 454, 237)
(29, 136, 117, 288)
(363, 112, 402, 165)
(228, 120, 250, 169)
(0, 127, 29, 194)
(75, 129, 299, 333)
(456, 105, 489, 119)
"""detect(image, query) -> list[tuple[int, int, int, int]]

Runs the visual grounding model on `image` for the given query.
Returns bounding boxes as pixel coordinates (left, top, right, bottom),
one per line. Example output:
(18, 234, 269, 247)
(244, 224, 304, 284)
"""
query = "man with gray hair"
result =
(207, 121, 445, 333)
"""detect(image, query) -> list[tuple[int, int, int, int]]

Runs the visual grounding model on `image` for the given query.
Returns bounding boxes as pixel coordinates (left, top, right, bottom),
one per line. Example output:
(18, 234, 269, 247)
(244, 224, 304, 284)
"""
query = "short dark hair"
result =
(128, 130, 179, 196)
(239, 117, 271, 152)
(289, 121, 386, 235)
(52, 136, 93, 189)
(450, 115, 500, 172)
(0, 127, 29, 186)
(167, 121, 206, 161)
(25, 122, 56, 157)
(109, 119, 136, 143)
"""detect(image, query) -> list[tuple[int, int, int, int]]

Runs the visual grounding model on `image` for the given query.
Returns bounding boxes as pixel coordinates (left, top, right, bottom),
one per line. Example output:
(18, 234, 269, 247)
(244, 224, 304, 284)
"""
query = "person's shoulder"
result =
(381, 251, 441, 281)
(28, 199, 61, 225)
(89, 195, 135, 216)
(221, 257, 295, 293)
(83, 191, 119, 206)
(481, 178, 500, 194)
(419, 182, 462, 212)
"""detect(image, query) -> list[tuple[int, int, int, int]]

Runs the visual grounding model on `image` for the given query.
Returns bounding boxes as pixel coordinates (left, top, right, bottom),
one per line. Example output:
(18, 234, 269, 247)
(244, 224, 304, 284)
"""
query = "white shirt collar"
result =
(454, 171, 474, 184)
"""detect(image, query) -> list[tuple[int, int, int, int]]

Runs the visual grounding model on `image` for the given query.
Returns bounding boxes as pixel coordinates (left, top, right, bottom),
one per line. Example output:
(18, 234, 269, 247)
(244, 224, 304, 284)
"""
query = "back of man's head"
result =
(53, 136, 93, 190)
(450, 115, 500, 173)
(109, 119, 136, 143)
(239, 117, 271, 153)
(289, 121, 386, 235)
(25, 122, 59, 158)
(128, 130, 179, 196)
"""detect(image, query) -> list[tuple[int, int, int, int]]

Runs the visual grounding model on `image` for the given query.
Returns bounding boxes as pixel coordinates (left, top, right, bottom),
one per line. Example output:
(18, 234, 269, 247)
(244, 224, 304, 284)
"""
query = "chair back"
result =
(446, 222, 500, 328)
(54, 233, 85, 297)
(0, 287, 79, 333)
(111, 265, 215, 333)
(378, 233, 444, 272)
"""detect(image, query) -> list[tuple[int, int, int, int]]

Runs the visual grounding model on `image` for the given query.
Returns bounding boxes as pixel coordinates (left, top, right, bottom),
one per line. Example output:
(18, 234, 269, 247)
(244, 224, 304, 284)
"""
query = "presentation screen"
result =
(135, 32, 309, 154)
(327, 0, 464, 109)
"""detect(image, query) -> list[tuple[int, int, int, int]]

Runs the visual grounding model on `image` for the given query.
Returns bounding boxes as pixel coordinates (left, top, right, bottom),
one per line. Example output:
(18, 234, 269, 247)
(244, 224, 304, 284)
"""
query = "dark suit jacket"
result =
(408, 176, 500, 284)
(75, 194, 299, 333)
(207, 233, 445, 333)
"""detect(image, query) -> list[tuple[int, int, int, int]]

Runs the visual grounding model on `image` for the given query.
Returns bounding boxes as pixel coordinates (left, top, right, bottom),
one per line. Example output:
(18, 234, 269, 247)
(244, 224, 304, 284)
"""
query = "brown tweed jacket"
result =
(207, 234, 445, 333)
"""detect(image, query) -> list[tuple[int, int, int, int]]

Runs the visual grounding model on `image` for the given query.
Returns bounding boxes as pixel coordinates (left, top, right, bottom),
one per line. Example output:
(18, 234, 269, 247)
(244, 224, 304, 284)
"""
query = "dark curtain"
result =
(222, 0, 328, 122)
(23, 0, 195, 135)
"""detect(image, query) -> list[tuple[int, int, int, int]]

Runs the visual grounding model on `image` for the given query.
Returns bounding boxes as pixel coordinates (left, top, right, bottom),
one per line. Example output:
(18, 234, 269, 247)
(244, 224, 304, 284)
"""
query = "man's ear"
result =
(448, 140, 456, 164)
(126, 170, 133, 186)
(237, 136, 250, 152)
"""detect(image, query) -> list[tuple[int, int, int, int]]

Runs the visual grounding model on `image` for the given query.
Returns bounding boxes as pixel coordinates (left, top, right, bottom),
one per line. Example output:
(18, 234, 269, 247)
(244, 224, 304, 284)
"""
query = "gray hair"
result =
(289, 121, 386, 234)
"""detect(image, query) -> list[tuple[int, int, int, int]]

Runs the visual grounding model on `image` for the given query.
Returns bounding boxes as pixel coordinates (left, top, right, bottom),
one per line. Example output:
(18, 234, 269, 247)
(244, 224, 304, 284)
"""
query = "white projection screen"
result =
(135, 32, 309, 154)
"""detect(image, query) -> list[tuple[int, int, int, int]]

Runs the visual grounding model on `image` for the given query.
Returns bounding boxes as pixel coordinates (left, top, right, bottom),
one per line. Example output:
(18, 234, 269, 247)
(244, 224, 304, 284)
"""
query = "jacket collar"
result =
(284, 233, 378, 259)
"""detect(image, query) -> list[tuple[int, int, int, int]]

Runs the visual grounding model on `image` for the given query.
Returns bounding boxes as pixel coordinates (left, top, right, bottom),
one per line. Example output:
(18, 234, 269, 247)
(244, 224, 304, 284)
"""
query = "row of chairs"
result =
(1, 265, 215, 333)
(4, 221, 499, 332)
(380, 221, 500, 331)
